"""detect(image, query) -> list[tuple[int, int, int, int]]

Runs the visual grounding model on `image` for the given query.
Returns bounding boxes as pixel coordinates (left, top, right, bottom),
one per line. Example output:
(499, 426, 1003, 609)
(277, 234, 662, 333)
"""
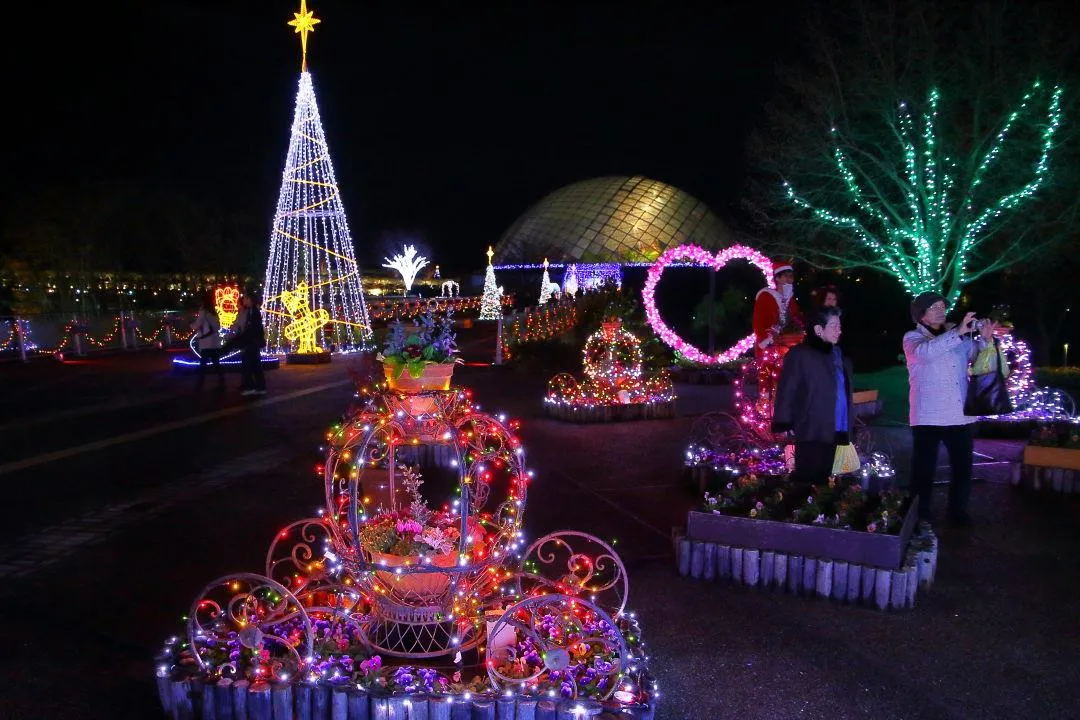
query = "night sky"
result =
(8, 0, 803, 273)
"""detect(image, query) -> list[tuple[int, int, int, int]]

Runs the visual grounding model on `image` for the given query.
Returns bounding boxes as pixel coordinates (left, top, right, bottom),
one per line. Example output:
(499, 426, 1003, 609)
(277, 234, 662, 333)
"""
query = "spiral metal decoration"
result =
(517, 532, 629, 618)
(486, 594, 630, 700)
(187, 573, 313, 681)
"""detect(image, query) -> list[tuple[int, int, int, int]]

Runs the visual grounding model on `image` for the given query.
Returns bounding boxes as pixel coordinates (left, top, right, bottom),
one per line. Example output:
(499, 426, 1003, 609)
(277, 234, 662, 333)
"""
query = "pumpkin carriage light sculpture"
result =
(545, 319, 675, 422)
(163, 314, 656, 715)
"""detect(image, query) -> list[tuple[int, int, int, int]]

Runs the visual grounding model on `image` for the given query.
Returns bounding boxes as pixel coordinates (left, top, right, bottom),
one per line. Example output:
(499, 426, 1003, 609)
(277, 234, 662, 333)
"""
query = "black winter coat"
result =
(771, 333, 854, 444)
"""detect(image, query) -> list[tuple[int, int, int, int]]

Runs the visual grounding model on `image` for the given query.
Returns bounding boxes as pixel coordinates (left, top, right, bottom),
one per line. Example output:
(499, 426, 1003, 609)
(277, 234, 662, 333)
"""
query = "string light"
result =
(643, 244, 774, 364)
(262, 70, 373, 353)
(545, 320, 675, 411)
(785, 81, 1065, 306)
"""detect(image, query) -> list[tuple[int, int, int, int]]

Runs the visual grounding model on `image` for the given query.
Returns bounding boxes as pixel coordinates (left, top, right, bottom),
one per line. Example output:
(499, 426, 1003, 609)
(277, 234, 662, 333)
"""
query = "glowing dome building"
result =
(493, 175, 735, 291)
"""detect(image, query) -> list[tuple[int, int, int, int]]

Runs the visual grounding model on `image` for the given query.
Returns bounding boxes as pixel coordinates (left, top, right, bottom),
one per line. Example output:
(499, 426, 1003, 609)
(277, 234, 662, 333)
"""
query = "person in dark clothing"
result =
(771, 306, 854, 485)
(231, 293, 266, 396)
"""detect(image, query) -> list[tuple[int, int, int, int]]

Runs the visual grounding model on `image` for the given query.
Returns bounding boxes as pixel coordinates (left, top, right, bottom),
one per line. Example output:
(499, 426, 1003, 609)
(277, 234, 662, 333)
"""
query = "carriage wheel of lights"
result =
(515, 532, 629, 618)
(485, 593, 631, 701)
(322, 387, 530, 658)
(187, 573, 314, 680)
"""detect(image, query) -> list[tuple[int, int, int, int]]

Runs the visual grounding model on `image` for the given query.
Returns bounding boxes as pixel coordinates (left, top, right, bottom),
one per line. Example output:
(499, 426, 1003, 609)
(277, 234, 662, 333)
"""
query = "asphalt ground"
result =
(0, 328, 1077, 719)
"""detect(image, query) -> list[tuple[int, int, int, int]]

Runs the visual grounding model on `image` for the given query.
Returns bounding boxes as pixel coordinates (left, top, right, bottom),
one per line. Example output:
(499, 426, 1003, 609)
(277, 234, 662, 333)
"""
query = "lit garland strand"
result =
(986, 331, 1077, 422)
(502, 299, 579, 361)
(785, 81, 1065, 306)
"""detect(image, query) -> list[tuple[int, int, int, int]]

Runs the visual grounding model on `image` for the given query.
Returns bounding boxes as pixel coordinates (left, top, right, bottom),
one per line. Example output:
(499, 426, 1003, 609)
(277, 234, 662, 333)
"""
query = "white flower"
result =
(420, 527, 454, 554)
(814, 514, 825, 524)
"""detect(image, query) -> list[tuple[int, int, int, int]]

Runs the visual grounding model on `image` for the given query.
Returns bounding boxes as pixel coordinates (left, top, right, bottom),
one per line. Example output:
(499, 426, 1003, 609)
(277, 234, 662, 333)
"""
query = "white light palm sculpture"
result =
(382, 245, 430, 295)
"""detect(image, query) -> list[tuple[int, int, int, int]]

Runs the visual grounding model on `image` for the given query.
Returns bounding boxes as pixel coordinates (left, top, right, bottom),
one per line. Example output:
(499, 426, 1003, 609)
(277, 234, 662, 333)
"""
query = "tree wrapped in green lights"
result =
(783, 80, 1064, 306)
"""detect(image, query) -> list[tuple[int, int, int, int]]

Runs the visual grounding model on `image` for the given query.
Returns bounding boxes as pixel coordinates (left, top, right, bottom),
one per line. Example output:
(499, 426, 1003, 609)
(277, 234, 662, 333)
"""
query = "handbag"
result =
(964, 340, 1013, 417)
(832, 443, 861, 475)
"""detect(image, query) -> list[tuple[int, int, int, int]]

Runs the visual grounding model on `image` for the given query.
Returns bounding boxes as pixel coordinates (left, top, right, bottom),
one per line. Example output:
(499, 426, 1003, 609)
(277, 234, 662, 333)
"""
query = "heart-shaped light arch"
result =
(643, 244, 775, 365)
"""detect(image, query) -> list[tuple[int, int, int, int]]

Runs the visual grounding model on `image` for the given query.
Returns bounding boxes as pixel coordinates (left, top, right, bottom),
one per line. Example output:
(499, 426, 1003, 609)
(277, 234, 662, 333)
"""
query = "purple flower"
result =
(392, 666, 415, 688)
(418, 667, 439, 692)
(360, 655, 382, 674)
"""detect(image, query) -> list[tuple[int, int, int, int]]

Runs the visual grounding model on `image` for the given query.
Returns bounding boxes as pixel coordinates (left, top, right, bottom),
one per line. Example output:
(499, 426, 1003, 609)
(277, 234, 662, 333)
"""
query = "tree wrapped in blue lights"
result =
(783, 80, 1064, 306)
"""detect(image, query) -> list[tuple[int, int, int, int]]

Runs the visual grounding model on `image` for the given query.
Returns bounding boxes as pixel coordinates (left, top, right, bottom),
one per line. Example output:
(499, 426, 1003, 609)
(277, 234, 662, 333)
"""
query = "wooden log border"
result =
(543, 401, 675, 424)
(674, 531, 938, 611)
(1010, 462, 1080, 494)
(157, 682, 658, 720)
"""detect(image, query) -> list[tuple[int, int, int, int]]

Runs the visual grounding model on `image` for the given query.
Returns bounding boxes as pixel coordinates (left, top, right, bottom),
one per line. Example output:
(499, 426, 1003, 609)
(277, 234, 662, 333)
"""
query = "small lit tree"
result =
(783, 80, 1064, 306)
(538, 258, 557, 305)
(382, 245, 429, 295)
(479, 246, 503, 320)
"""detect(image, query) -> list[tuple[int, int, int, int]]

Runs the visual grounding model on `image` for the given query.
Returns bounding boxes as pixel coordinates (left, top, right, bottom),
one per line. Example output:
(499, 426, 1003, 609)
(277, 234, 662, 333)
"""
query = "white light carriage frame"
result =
(262, 71, 373, 353)
(322, 388, 530, 658)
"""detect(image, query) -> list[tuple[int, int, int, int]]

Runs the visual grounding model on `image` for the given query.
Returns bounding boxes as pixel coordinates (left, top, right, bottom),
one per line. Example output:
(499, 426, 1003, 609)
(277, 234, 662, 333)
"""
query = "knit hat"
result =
(771, 258, 794, 276)
(910, 291, 945, 324)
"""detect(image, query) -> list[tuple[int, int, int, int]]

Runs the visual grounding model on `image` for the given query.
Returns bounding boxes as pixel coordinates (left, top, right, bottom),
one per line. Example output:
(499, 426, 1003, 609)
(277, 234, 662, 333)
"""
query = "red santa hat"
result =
(771, 258, 794, 276)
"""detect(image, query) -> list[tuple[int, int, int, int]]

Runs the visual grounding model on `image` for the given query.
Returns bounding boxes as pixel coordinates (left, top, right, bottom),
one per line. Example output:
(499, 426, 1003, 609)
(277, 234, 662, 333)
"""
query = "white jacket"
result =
(903, 323, 980, 427)
(191, 310, 222, 351)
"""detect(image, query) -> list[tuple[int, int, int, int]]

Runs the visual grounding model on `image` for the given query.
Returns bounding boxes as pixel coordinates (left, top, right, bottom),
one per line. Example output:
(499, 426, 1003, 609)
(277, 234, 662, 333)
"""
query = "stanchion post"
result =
(494, 313, 503, 365)
(16, 317, 28, 363)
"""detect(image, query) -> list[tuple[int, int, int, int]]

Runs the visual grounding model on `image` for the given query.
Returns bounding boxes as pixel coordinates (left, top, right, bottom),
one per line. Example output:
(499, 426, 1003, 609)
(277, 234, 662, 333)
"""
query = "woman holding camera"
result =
(904, 292, 996, 528)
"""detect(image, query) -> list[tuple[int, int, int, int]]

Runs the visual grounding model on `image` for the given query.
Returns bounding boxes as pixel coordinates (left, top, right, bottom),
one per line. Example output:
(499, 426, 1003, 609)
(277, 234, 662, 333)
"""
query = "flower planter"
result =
(1011, 445, 1080, 493)
(158, 677, 659, 720)
(544, 400, 675, 423)
(677, 505, 935, 610)
(383, 362, 455, 392)
(685, 503, 919, 570)
(852, 388, 882, 418)
(369, 549, 457, 597)
(286, 350, 332, 364)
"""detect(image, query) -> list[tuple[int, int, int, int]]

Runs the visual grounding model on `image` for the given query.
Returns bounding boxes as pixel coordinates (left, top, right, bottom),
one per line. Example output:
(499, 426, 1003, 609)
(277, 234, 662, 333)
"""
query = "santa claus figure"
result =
(752, 259, 803, 357)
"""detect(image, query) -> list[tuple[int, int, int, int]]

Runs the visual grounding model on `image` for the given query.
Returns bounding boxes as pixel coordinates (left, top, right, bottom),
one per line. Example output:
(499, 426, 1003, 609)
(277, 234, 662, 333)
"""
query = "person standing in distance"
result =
(191, 294, 224, 390)
(904, 292, 995, 528)
(232, 293, 267, 396)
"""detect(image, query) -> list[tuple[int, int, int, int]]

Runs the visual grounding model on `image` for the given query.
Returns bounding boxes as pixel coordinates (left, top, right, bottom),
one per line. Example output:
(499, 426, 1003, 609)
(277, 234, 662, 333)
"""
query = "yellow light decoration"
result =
(287, 0, 321, 72)
(280, 282, 331, 354)
(214, 285, 240, 330)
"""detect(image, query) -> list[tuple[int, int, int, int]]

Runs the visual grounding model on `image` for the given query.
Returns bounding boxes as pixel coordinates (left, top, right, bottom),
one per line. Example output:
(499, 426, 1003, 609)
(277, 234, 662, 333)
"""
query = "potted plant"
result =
(358, 465, 484, 597)
(378, 309, 461, 393)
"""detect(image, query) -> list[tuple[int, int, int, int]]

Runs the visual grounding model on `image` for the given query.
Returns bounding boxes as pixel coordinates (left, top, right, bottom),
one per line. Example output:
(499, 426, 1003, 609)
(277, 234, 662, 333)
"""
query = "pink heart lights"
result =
(643, 244, 774, 365)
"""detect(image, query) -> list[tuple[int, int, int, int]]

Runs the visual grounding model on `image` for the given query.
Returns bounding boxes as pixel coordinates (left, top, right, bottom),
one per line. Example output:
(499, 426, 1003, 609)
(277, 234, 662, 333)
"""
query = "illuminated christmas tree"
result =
(479, 246, 502, 320)
(784, 81, 1064, 307)
(262, 1, 372, 353)
(563, 264, 579, 297)
(538, 258, 557, 305)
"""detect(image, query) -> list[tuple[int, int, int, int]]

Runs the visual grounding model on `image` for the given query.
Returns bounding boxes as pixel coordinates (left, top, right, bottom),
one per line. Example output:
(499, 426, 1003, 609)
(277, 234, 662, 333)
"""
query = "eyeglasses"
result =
(928, 302, 946, 311)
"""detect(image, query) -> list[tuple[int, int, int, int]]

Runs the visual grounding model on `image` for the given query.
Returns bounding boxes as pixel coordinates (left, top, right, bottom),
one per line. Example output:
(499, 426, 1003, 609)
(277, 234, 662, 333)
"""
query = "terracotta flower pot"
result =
(383, 362, 455, 393)
(369, 548, 457, 597)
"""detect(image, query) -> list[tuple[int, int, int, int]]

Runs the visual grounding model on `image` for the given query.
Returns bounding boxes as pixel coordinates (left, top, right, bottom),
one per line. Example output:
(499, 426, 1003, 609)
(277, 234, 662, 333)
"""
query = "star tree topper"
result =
(288, 0, 321, 72)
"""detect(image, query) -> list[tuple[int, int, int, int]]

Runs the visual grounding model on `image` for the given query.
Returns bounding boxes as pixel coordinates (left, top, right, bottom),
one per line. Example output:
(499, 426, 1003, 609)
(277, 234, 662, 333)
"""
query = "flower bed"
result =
(1010, 423, 1080, 493)
(675, 475, 935, 610)
(693, 474, 914, 567)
